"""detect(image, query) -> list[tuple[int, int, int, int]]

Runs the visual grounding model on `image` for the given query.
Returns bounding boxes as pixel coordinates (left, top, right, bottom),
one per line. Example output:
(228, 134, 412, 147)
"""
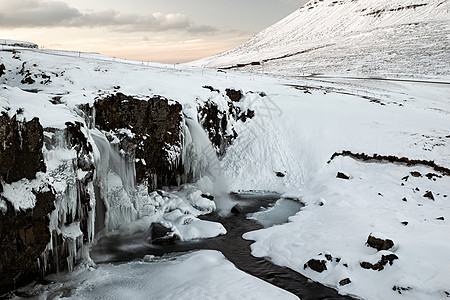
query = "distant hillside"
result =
(191, 0, 450, 78)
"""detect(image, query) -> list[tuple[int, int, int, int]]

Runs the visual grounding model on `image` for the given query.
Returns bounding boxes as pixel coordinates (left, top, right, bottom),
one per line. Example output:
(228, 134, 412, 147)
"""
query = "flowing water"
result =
(91, 193, 352, 300)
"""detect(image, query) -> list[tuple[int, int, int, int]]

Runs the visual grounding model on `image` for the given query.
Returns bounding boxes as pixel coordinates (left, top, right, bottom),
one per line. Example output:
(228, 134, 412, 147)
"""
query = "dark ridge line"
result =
(218, 44, 334, 70)
(328, 151, 450, 176)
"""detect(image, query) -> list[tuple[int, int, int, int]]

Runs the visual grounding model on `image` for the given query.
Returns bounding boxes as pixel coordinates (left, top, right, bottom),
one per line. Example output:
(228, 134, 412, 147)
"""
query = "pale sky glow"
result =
(0, 0, 308, 63)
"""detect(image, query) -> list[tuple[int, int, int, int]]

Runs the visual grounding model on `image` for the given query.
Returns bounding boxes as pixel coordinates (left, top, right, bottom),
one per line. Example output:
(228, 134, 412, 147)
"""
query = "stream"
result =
(91, 193, 353, 300)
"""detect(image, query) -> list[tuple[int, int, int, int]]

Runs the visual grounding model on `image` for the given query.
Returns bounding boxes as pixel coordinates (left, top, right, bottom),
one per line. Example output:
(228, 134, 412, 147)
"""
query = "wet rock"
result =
(147, 223, 179, 245)
(423, 191, 435, 200)
(366, 233, 395, 251)
(360, 254, 398, 271)
(276, 172, 286, 178)
(304, 259, 327, 273)
(339, 278, 351, 286)
(336, 172, 350, 180)
(0, 114, 46, 183)
(231, 204, 244, 215)
(225, 88, 243, 102)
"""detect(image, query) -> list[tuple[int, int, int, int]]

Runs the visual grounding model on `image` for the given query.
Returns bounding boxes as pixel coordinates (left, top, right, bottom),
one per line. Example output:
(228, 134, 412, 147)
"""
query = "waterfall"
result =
(90, 130, 138, 234)
(183, 118, 234, 213)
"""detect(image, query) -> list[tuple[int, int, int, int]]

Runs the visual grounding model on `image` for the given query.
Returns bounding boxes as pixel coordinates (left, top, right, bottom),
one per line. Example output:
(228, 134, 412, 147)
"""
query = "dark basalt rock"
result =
(201, 193, 214, 201)
(0, 191, 55, 295)
(225, 88, 243, 102)
(360, 254, 398, 271)
(91, 93, 183, 190)
(0, 64, 5, 77)
(423, 191, 434, 200)
(146, 223, 179, 245)
(366, 233, 395, 251)
(304, 259, 327, 273)
(339, 278, 351, 286)
(0, 114, 46, 183)
(336, 172, 350, 180)
(231, 204, 244, 215)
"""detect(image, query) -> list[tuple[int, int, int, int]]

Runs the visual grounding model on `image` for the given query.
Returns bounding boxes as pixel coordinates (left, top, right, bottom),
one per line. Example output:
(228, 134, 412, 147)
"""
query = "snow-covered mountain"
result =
(191, 0, 450, 78)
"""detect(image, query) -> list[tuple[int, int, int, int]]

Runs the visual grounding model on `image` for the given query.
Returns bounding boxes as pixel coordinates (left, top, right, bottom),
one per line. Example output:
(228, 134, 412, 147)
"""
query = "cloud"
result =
(0, 0, 217, 33)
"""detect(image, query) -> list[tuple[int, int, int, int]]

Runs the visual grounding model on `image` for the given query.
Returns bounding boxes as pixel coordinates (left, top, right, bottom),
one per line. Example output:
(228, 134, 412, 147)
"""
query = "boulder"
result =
(231, 204, 244, 215)
(360, 254, 398, 271)
(366, 233, 395, 251)
(304, 259, 327, 273)
(147, 223, 179, 245)
(336, 172, 350, 180)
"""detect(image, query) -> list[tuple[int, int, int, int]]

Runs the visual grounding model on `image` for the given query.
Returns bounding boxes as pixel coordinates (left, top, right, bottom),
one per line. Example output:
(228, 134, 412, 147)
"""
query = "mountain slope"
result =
(191, 0, 450, 78)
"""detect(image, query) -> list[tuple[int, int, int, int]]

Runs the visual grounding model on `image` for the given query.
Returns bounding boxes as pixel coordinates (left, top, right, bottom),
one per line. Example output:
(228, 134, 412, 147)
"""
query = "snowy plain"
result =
(1, 0, 450, 297)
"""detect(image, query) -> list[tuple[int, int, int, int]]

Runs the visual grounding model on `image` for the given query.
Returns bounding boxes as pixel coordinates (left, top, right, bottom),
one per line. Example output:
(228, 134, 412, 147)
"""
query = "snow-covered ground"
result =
(1, 13, 449, 297)
(12, 250, 298, 300)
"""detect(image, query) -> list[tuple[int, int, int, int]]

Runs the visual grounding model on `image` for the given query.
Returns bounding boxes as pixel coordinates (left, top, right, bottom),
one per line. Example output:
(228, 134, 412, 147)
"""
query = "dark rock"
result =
(402, 197, 408, 202)
(425, 173, 441, 180)
(401, 221, 409, 226)
(0, 114, 46, 183)
(415, 187, 420, 191)
(146, 223, 179, 245)
(393, 286, 412, 294)
(0, 191, 55, 295)
(339, 278, 351, 286)
(336, 172, 350, 180)
(304, 259, 327, 273)
(436, 217, 445, 221)
(201, 193, 214, 201)
(325, 254, 333, 261)
(423, 191, 434, 200)
(225, 88, 243, 102)
(366, 233, 395, 251)
(231, 204, 244, 215)
(276, 172, 286, 178)
(0, 64, 5, 77)
(402, 175, 409, 181)
(360, 254, 398, 271)
(21, 76, 35, 84)
(92, 93, 183, 190)
(202, 85, 220, 93)
(410, 171, 422, 177)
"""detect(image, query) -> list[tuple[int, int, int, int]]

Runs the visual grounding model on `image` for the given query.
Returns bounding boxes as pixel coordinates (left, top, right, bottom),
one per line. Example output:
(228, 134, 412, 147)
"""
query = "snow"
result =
(191, 0, 450, 80)
(244, 157, 450, 299)
(13, 250, 298, 300)
(1, 173, 48, 211)
(1, 3, 449, 296)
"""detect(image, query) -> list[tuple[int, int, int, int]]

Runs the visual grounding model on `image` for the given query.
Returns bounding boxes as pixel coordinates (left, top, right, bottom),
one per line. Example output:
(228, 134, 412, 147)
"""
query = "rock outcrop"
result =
(89, 93, 184, 190)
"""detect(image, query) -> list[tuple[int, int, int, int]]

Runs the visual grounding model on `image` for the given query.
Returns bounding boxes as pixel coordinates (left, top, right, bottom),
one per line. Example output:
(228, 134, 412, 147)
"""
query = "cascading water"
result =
(183, 118, 234, 213)
(90, 130, 138, 235)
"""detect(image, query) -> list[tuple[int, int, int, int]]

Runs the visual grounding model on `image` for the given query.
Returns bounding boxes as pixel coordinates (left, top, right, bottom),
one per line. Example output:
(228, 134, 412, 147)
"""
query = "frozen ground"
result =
(12, 250, 298, 300)
(1, 24, 449, 299)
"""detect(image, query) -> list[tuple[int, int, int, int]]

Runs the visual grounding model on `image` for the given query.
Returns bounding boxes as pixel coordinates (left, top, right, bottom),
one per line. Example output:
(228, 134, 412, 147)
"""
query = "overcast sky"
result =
(0, 0, 308, 63)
